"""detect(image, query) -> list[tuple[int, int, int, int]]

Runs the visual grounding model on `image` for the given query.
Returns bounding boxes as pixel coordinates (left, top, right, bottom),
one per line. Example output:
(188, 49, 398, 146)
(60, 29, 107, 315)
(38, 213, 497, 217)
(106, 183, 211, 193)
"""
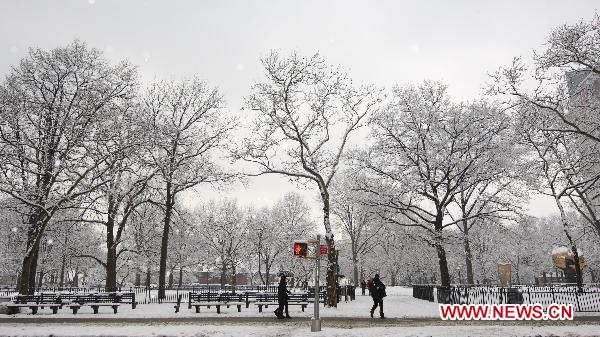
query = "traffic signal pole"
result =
(311, 234, 321, 332)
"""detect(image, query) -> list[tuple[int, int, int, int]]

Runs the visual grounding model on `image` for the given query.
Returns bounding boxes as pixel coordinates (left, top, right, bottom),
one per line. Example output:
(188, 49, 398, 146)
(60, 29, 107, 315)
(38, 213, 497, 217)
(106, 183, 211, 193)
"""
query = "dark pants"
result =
(361, 287, 365, 295)
(371, 298, 383, 317)
(277, 301, 289, 317)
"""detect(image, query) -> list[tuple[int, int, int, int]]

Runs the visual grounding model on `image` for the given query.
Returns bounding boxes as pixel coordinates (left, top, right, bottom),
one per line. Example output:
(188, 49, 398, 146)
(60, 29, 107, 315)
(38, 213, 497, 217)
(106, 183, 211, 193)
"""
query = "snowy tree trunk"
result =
(158, 181, 174, 299)
(145, 265, 151, 288)
(555, 197, 584, 292)
(106, 218, 118, 292)
(19, 212, 44, 294)
(178, 267, 184, 288)
(321, 187, 337, 307)
(435, 214, 450, 287)
(59, 255, 66, 289)
(463, 227, 475, 285)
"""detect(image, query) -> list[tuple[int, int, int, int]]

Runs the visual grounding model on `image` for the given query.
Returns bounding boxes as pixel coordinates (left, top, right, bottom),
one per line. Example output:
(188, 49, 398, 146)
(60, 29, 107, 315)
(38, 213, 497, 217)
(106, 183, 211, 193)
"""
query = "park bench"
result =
(240, 291, 263, 308)
(6, 294, 62, 315)
(179, 292, 245, 314)
(66, 293, 121, 314)
(253, 292, 313, 313)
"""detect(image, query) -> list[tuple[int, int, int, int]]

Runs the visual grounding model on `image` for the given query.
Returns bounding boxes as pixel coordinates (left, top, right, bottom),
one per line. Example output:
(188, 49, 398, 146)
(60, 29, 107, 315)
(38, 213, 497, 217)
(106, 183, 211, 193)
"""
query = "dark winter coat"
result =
(278, 280, 291, 303)
(370, 276, 386, 300)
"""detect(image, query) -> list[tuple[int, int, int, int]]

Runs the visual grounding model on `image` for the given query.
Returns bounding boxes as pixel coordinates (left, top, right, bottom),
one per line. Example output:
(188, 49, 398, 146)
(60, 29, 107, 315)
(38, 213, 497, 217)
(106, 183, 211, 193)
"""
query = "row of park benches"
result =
(5, 292, 136, 315)
(174, 291, 326, 314)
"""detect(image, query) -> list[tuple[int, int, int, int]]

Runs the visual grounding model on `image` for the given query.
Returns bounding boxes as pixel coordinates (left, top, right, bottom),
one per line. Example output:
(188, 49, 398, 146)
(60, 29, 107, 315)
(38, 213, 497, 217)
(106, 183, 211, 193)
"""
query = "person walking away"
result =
(275, 276, 292, 319)
(370, 274, 386, 319)
(366, 277, 372, 296)
(360, 280, 366, 296)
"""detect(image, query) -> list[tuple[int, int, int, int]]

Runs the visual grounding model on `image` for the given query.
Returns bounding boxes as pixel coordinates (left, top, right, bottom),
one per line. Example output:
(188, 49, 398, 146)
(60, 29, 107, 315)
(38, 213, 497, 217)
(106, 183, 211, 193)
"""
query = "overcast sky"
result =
(1, 0, 597, 221)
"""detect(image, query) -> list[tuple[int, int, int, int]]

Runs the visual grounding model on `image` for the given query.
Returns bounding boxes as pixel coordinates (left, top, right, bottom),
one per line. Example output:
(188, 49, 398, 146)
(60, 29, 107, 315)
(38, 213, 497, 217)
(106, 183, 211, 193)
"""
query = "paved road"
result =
(4, 316, 600, 327)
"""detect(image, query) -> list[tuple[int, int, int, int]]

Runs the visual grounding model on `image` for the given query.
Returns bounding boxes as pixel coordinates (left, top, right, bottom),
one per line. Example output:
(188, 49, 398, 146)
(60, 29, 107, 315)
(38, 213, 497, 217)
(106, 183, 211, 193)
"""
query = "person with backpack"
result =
(370, 273, 386, 319)
(274, 275, 292, 319)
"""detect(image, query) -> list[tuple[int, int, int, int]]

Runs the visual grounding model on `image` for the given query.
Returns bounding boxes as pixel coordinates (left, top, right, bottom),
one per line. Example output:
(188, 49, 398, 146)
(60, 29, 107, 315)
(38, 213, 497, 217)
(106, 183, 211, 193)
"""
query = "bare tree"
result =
(360, 81, 512, 288)
(331, 172, 384, 286)
(76, 106, 157, 291)
(143, 78, 234, 299)
(235, 51, 383, 306)
(517, 108, 587, 290)
(0, 41, 137, 294)
(197, 199, 249, 289)
(491, 15, 600, 144)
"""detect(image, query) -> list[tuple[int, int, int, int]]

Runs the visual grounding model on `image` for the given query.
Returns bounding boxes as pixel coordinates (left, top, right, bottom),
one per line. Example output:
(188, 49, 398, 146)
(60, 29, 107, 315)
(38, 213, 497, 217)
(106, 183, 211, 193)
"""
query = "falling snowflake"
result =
(88, 0, 95, 4)
(236, 63, 244, 71)
(410, 44, 419, 53)
(143, 51, 151, 62)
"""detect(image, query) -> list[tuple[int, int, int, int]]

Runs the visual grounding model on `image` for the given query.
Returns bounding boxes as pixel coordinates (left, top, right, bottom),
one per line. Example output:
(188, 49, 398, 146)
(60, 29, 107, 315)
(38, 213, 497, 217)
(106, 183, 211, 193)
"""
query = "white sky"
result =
(1, 0, 596, 222)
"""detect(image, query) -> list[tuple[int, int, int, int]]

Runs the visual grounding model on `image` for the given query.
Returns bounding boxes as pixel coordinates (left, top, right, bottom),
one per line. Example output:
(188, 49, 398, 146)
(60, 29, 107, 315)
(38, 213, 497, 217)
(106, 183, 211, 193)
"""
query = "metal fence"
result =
(412, 284, 600, 312)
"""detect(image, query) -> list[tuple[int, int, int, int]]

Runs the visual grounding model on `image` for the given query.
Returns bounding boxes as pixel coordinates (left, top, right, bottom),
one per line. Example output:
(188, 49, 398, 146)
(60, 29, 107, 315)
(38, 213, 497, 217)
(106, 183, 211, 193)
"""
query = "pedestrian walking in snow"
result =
(366, 277, 372, 296)
(370, 274, 386, 319)
(274, 276, 291, 319)
(360, 280, 366, 295)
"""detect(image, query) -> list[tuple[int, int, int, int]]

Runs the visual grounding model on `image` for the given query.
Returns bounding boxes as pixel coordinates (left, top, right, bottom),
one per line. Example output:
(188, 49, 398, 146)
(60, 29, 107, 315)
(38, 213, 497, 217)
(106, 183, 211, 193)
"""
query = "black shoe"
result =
(277, 315, 285, 319)
(380, 314, 385, 319)
(285, 315, 292, 319)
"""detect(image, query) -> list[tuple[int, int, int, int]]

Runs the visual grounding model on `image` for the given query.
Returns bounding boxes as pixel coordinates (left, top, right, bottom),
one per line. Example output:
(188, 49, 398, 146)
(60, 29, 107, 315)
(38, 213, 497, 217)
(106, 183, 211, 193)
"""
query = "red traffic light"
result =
(294, 242, 308, 257)
(320, 245, 328, 255)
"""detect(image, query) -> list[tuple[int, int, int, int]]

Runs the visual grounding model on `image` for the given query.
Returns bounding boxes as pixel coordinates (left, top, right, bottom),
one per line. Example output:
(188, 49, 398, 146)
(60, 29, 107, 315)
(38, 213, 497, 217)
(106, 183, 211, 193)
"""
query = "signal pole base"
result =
(311, 318, 322, 332)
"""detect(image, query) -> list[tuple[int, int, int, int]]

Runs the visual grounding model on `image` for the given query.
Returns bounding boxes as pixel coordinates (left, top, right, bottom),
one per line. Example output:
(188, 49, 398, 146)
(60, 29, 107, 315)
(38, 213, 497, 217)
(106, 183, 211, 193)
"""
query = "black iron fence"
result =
(412, 284, 600, 312)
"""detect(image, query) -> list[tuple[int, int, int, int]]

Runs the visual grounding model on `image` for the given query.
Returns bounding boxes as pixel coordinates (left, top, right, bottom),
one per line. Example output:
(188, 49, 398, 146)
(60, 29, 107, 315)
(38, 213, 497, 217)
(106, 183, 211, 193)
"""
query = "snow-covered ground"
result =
(0, 287, 437, 319)
(2, 287, 600, 336)
(2, 323, 600, 337)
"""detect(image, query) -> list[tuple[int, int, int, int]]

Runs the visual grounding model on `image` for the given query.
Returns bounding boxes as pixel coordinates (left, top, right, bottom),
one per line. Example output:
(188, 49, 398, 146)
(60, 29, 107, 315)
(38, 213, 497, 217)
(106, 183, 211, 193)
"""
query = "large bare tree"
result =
(0, 41, 137, 294)
(143, 78, 233, 299)
(360, 81, 512, 288)
(235, 51, 383, 306)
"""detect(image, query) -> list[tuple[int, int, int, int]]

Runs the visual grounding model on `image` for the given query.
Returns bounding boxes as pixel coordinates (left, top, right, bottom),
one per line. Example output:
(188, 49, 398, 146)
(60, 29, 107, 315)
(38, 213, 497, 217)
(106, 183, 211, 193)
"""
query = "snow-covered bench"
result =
(254, 293, 311, 312)
(6, 294, 62, 315)
(180, 292, 245, 314)
(66, 294, 121, 314)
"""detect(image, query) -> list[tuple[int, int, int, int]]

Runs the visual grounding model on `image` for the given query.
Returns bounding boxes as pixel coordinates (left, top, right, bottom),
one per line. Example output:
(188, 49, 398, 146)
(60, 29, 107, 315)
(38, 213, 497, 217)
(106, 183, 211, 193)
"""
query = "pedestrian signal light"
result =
(293, 242, 308, 257)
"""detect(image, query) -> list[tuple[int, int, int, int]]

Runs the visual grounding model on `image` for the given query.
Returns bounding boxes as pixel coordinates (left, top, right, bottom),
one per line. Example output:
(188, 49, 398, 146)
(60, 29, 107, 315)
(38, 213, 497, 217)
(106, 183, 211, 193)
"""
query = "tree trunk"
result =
(158, 182, 174, 300)
(19, 212, 44, 295)
(178, 267, 184, 288)
(435, 216, 450, 287)
(168, 268, 174, 289)
(59, 254, 66, 289)
(555, 195, 584, 292)
(106, 219, 118, 292)
(73, 267, 79, 288)
(463, 230, 474, 285)
(231, 265, 237, 290)
(135, 269, 141, 287)
(145, 265, 151, 288)
(352, 251, 359, 287)
(320, 187, 337, 307)
(37, 268, 44, 290)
